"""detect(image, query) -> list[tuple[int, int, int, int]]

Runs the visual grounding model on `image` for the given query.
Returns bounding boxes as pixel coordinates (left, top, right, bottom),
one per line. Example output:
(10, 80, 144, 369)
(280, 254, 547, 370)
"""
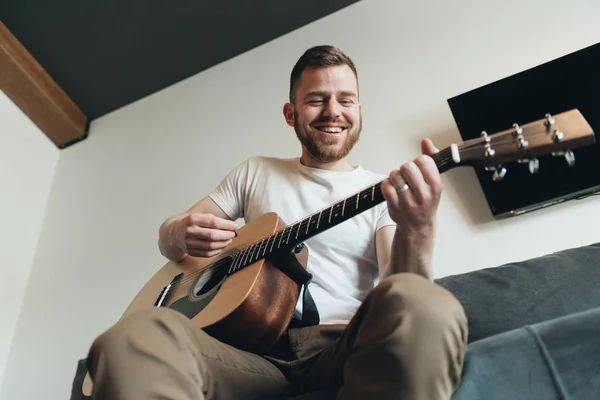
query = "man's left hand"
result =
(381, 138, 442, 235)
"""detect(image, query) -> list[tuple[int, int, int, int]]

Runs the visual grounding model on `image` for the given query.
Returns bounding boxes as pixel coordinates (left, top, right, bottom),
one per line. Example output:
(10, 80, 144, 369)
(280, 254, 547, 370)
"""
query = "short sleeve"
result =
(376, 203, 396, 232)
(208, 159, 251, 221)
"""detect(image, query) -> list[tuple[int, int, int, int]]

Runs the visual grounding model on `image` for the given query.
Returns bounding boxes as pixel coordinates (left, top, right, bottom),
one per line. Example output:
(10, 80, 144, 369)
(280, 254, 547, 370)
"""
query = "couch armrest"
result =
(436, 242, 600, 343)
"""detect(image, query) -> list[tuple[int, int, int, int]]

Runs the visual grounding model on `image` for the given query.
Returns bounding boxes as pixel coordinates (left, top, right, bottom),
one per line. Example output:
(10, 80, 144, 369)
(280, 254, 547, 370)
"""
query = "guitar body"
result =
(82, 212, 308, 396)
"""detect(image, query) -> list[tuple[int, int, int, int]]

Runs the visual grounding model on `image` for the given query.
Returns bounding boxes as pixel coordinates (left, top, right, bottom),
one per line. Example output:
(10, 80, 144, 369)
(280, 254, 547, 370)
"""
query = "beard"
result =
(294, 111, 362, 163)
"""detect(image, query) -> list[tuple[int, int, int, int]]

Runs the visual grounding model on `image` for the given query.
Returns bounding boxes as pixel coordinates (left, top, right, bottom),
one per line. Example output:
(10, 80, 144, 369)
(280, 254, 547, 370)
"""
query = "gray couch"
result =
(71, 242, 600, 399)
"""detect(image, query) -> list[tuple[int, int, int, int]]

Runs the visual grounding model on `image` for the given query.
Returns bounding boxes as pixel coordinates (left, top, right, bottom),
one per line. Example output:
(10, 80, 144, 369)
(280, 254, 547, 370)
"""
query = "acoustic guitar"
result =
(82, 108, 595, 396)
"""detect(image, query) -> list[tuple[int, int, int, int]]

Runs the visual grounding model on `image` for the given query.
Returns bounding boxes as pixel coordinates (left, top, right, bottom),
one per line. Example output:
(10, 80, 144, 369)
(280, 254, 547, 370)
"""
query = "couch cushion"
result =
(436, 242, 600, 343)
(452, 306, 600, 400)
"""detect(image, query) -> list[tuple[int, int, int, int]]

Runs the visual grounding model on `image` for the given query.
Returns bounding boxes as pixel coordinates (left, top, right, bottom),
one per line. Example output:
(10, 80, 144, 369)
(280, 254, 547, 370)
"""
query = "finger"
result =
(187, 226, 236, 241)
(388, 169, 407, 192)
(186, 238, 232, 251)
(381, 177, 407, 208)
(380, 178, 395, 202)
(187, 248, 226, 258)
(421, 138, 439, 156)
(189, 213, 238, 232)
(388, 170, 415, 208)
(399, 161, 427, 203)
(414, 155, 442, 191)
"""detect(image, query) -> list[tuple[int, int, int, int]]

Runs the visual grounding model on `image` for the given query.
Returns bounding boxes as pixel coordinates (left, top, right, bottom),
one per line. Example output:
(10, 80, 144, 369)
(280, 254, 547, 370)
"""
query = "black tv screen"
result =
(447, 42, 600, 218)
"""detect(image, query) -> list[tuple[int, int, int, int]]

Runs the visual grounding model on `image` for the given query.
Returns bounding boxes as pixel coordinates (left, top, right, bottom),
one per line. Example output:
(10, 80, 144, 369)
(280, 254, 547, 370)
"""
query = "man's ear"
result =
(283, 102, 295, 127)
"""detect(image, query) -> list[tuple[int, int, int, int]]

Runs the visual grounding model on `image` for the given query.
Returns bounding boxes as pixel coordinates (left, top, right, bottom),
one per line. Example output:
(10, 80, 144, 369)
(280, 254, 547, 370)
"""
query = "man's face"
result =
(285, 65, 362, 163)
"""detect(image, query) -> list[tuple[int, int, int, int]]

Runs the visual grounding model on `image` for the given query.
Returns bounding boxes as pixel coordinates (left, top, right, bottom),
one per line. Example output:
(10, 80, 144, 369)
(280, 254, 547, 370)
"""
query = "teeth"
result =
(318, 127, 343, 133)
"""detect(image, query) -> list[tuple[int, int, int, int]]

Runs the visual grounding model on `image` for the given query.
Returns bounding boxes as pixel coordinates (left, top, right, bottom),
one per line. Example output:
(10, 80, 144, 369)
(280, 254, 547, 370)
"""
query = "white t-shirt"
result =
(209, 156, 395, 325)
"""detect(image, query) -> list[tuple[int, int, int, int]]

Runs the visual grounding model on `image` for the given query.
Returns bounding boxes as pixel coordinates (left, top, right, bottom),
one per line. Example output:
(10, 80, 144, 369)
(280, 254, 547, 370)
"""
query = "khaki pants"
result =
(87, 273, 468, 400)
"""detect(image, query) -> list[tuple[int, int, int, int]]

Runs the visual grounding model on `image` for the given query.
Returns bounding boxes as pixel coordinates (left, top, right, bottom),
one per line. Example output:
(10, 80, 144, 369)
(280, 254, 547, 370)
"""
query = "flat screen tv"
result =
(447, 42, 600, 218)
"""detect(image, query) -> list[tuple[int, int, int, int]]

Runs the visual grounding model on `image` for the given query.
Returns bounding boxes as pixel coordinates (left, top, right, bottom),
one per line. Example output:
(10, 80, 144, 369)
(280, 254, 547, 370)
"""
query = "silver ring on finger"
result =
(397, 183, 409, 194)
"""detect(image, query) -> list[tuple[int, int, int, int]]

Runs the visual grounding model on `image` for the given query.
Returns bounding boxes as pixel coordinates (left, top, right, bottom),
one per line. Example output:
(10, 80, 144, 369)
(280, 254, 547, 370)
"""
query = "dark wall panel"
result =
(1, 0, 360, 120)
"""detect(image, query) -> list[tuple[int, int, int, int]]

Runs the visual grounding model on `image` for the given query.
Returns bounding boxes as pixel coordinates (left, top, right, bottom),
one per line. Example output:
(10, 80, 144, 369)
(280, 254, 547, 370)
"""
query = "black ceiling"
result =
(1, 0, 361, 121)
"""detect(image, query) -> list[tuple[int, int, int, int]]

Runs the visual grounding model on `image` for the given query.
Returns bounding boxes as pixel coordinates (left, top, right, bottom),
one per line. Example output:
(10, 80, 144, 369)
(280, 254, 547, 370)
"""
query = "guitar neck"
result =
(271, 179, 386, 250)
(229, 148, 456, 271)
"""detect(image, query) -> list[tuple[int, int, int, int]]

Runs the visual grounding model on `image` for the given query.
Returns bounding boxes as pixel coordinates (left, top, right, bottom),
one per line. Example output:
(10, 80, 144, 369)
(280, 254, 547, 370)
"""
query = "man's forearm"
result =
(385, 225, 435, 280)
(158, 215, 187, 262)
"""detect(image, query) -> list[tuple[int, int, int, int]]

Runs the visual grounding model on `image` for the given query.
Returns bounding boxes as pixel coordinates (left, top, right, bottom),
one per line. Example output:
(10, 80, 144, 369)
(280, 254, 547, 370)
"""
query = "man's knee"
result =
(89, 307, 202, 362)
(369, 273, 468, 339)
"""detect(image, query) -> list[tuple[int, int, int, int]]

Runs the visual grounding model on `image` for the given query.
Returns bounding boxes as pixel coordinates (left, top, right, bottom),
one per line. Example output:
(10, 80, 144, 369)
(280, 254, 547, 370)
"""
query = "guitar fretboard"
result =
(227, 148, 454, 275)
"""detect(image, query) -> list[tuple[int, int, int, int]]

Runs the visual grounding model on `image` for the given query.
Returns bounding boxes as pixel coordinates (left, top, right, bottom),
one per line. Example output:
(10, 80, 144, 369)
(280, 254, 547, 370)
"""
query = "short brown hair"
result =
(289, 45, 358, 103)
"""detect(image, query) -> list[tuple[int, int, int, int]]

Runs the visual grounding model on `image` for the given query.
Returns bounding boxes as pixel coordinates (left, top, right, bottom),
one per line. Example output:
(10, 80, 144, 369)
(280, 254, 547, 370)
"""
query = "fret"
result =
(236, 252, 244, 269)
(255, 242, 262, 262)
(252, 242, 261, 261)
(242, 247, 250, 265)
(260, 239, 269, 257)
(241, 247, 251, 266)
(226, 181, 390, 276)
(228, 253, 239, 273)
(247, 244, 257, 264)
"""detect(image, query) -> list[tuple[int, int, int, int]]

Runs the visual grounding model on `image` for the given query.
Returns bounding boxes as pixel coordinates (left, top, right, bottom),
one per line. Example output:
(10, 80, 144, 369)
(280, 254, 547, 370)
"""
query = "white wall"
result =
(2, 0, 600, 399)
(0, 91, 59, 392)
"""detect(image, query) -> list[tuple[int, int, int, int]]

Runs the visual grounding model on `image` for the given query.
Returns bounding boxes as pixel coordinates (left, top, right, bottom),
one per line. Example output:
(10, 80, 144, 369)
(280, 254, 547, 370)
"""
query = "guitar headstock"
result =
(448, 109, 595, 181)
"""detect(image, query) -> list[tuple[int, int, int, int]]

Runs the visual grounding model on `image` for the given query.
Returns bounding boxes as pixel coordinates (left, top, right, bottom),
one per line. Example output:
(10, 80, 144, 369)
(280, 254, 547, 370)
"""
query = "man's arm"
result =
(376, 224, 434, 281)
(158, 196, 237, 262)
(376, 138, 441, 281)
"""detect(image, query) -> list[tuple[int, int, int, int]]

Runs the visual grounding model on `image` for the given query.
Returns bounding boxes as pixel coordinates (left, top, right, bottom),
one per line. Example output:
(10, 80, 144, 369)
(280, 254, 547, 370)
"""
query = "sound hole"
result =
(193, 257, 232, 297)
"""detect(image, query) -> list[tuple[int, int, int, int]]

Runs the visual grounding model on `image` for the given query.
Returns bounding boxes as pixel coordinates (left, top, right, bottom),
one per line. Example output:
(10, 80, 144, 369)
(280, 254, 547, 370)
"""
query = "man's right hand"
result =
(173, 213, 238, 258)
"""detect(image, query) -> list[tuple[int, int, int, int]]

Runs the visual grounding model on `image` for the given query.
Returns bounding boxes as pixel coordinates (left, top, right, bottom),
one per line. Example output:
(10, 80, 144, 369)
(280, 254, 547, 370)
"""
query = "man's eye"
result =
(309, 100, 323, 104)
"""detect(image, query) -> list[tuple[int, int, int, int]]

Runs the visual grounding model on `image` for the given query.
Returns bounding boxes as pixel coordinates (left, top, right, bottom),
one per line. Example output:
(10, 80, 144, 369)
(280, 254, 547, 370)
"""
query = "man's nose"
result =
(323, 100, 342, 118)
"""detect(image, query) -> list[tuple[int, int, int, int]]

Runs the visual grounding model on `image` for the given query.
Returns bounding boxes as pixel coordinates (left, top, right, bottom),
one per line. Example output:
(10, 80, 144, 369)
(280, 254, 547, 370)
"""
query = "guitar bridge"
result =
(154, 273, 184, 307)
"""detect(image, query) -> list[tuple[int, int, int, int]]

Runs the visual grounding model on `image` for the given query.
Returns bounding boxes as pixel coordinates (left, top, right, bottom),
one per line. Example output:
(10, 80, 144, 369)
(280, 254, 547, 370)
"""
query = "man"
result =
(86, 45, 468, 400)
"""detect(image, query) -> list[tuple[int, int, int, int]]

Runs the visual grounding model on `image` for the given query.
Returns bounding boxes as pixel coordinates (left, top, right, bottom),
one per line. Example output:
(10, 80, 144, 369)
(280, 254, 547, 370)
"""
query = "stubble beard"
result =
(294, 111, 362, 163)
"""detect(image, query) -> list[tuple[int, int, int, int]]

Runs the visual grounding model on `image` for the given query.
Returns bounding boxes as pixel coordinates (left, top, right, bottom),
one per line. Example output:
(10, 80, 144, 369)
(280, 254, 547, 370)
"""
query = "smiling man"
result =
(86, 45, 468, 400)
(285, 59, 362, 171)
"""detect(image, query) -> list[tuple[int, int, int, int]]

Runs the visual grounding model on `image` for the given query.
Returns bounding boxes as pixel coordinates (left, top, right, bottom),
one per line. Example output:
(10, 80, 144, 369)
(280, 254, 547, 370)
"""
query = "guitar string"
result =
(159, 140, 522, 292)
(171, 153, 456, 291)
(160, 135, 552, 293)
(172, 258, 233, 293)
(458, 129, 561, 152)
(170, 182, 391, 290)
(168, 153, 456, 291)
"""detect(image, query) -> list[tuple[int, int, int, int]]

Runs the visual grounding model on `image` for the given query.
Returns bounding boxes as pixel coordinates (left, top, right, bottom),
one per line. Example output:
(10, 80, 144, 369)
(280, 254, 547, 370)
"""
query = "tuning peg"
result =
(529, 158, 540, 174)
(517, 136, 529, 149)
(565, 150, 575, 167)
(552, 149, 576, 166)
(512, 123, 523, 136)
(481, 131, 496, 157)
(492, 166, 507, 181)
(553, 129, 564, 143)
(545, 113, 555, 129)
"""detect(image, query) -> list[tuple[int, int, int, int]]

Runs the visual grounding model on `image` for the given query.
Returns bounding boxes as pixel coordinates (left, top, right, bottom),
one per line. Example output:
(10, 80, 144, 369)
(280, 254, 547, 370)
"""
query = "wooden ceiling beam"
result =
(0, 21, 88, 148)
